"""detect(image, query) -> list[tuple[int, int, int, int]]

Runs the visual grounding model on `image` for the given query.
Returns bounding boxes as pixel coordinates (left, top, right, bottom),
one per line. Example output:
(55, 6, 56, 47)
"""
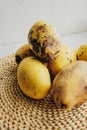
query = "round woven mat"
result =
(0, 54, 87, 130)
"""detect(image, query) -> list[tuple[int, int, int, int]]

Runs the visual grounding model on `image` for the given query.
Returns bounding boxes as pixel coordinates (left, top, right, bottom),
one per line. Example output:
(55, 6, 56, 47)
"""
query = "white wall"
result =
(0, 0, 87, 44)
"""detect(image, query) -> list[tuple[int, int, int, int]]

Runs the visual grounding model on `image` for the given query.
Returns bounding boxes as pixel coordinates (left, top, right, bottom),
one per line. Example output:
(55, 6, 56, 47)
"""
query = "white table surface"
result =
(0, 31, 87, 59)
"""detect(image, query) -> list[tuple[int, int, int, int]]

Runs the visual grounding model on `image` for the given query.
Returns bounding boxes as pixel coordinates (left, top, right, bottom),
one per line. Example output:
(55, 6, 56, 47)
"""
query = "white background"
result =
(0, 0, 87, 58)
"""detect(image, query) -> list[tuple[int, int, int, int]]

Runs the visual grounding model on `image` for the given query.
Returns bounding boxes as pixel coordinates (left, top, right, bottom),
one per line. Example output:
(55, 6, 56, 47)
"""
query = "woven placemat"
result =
(0, 54, 87, 130)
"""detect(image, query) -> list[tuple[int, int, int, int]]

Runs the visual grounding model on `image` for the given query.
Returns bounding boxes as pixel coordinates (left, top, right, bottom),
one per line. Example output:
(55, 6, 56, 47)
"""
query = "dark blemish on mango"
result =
(74, 102, 83, 108)
(70, 59, 72, 63)
(41, 54, 52, 62)
(53, 90, 56, 95)
(56, 97, 58, 101)
(15, 55, 21, 64)
(60, 102, 67, 109)
(33, 25, 38, 28)
(67, 58, 70, 61)
(34, 92, 37, 96)
(45, 38, 59, 51)
(23, 76, 25, 81)
(36, 25, 45, 32)
(50, 43, 53, 46)
(29, 49, 35, 56)
(24, 53, 29, 57)
(29, 30, 34, 35)
(77, 54, 79, 60)
(85, 86, 87, 91)
(30, 38, 40, 53)
(54, 50, 60, 56)
(81, 51, 84, 55)
(48, 35, 51, 38)
(65, 51, 68, 54)
(41, 47, 45, 54)
(37, 33, 40, 40)
(78, 54, 82, 57)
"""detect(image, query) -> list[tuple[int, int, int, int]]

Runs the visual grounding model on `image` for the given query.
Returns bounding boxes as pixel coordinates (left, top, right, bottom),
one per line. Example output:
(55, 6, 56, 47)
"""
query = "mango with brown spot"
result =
(28, 20, 62, 62)
(52, 60, 87, 110)
(15, 44, 34, 64)
(48, 45, 77, 77)
(77, 43, 87, 61)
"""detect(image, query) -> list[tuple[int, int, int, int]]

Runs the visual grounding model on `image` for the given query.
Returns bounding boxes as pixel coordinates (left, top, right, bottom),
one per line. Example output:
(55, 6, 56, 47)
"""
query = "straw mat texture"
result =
(0, 54, 87, 130)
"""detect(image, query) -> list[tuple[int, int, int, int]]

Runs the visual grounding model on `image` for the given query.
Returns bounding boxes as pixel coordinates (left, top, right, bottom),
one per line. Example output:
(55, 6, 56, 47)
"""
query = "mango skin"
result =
(15, 44, 34, 64)
(28, 20, 62, 62)
(52, 60, 87, 110)
(48, 45, 77, 77)
(17, 56, 51, 99)
(77, 44, 87, 61)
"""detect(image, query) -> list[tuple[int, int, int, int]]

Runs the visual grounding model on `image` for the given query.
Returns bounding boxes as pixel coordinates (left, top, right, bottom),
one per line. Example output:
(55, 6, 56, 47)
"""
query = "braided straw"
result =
(0, 54, 87, 130)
